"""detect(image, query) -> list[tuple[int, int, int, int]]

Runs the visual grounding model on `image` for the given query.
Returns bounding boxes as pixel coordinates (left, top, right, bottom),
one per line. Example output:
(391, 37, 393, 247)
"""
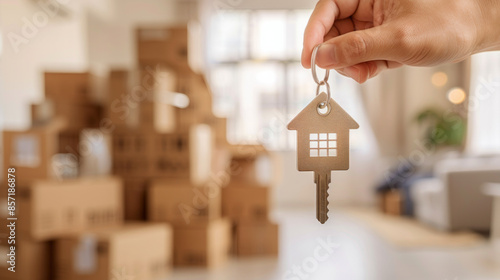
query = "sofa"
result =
(411, 156, 500, 232)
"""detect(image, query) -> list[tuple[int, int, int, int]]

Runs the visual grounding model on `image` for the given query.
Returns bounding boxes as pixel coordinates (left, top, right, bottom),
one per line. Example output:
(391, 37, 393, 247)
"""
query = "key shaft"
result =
(315, 172, 331, 224)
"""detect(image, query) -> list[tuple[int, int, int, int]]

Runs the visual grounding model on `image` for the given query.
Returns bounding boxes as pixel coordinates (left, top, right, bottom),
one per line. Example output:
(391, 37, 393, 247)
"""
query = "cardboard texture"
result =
(235, 221, 279, 257)
(17, 176, 123, 240)
(0, 238, 54, 280)
(137, 26, 189, 72)
(55, 223, 172, 280)
(3, 120, 66, 186)
(44, 72, 91, 103)
(112, 125, 213, 183)
(148, 182, 221, 225)
(173, 219, 230, 268)
(221, 186, 269, 221)
(32, 100, 102, 129)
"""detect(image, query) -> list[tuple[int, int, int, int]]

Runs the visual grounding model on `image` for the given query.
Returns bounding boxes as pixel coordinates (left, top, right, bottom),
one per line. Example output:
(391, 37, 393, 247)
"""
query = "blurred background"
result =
(1, 0, 500, 279)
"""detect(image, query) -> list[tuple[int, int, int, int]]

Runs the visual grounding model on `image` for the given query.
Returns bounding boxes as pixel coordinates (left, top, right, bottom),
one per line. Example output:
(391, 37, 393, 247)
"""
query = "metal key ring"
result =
(316, 80, 332, 108)
(315, 81, 331, 98)
(311, 44, 330, 85)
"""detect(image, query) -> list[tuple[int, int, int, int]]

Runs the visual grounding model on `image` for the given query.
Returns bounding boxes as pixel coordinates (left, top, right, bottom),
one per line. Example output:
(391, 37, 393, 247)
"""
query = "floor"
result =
(169, 207, 500, 280)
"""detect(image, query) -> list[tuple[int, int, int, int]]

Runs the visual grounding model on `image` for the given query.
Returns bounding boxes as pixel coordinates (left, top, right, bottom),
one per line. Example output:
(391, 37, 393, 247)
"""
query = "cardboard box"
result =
(111, 130, 154, 158)
(32, 100, 102, 130)
(137, 26, 189, 71)
(107, 67, 177, 132)
(17, 176, 123, 240)
(148, 182, 221, 225)
(3, 120, 66, 186)
(173, 219, 230, 268)
(228, 144, 269, 185)
(174, 73, 216, 130)
(235, 221, 279, 257)
(112, 154, 151, 177)
(53, 101, 102, 129)
(44, 72, 91, 103)
(107, 70, 129, 104)
(0, 238, 53, 280)
(55, 223, 172, 280)
(221, 186, 269, 221)
(379, 189, 403, 216)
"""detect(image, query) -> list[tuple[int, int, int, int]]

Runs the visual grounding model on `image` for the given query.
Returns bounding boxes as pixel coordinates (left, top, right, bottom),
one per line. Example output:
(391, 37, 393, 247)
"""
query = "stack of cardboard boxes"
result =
(134, 26, 232, 268)
(32, 72, 105, 164)
(222, 145, 279, 257)
(1, 75, 174, 280)
(1, 23, 279, 278)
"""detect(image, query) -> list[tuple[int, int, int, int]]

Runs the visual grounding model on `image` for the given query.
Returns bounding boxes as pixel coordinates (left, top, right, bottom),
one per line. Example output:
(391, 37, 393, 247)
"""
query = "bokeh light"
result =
(447, 87, 467, 104)
(431, 72, 448, 87)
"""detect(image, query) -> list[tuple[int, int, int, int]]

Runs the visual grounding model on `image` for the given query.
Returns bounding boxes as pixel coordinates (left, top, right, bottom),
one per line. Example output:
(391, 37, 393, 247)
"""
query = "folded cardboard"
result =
(17, 176, 123, 240)
(221, 186, 269, 221)
(235, 221, 279, 257)
(55, 223, 172, 280)
(0, 237, 53, 280)
(148, 182, 221, 225)
(173, 219, 230, 268)
(3, 119, 66, 186)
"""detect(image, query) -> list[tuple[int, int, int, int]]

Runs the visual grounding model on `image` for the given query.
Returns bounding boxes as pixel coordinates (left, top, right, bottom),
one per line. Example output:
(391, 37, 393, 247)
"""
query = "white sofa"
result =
(412, 156, 500, 231)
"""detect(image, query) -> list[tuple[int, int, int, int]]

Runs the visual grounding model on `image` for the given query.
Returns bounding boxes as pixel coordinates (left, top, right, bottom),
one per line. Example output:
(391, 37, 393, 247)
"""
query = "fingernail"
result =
(344, 67, 361, 82)
(316, 44, 335, 67)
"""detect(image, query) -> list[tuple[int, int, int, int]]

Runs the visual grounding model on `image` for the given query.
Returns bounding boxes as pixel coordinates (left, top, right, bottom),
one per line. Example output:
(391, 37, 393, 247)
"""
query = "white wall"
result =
(0, 0, 88, 129)
(87, 0, 180, 69)
(0, 0, 181, 130)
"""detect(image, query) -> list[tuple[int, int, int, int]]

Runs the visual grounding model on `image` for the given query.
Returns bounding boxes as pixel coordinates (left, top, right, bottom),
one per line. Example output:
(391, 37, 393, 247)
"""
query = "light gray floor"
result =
(169, 207, 500, 280)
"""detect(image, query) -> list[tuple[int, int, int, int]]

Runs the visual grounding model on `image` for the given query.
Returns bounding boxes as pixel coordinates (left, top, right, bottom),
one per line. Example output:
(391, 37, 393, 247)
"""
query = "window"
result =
(207, 9, 373, 151)
(309, 133, 337, 157)
(467, 51, 500, 154)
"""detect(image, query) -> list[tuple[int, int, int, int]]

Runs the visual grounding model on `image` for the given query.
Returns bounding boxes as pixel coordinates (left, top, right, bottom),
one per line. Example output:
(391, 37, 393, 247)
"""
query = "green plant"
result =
(415, 108, 466, 148)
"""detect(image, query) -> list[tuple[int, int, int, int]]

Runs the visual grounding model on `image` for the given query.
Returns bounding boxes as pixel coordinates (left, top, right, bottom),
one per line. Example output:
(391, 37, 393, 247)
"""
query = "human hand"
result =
(302, 0, 500, 83)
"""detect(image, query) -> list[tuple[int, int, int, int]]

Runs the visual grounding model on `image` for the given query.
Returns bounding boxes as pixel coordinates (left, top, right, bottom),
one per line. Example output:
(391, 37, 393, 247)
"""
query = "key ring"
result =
(311, 44, 332, 114)
(311, 44, 330, 85)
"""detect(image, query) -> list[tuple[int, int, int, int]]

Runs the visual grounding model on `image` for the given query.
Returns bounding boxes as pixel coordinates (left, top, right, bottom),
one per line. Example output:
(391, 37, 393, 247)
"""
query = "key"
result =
(287, 45, 359, 223)
(315, 172, 331, 223)
(287, 92, 359, 224)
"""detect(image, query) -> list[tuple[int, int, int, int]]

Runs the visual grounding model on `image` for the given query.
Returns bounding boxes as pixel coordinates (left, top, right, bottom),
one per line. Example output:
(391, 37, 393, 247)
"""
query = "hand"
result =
(302, 0, 500, 83)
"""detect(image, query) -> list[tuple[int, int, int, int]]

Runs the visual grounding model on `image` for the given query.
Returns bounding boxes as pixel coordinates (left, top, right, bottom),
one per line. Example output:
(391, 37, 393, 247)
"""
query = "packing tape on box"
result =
(73, 235, 97, 274)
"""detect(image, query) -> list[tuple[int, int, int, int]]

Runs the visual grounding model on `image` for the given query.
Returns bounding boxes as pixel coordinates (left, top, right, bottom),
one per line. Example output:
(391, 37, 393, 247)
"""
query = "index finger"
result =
(301, 0, 359, 68)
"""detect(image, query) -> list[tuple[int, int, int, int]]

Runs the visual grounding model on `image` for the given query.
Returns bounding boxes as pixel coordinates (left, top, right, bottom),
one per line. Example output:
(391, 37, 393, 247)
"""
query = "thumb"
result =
(315, 25, 402, 69)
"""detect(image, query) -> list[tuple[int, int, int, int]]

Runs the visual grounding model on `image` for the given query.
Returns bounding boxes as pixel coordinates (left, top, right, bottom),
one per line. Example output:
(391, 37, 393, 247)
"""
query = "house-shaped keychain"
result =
(288, 92, 359, 172)
(288, 91, 359, 223)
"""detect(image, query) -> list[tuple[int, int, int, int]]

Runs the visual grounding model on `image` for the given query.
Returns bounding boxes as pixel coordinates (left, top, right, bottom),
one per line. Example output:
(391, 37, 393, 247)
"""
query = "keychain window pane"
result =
(309, 132, 338, 157)
(310, 149, 318, 157)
